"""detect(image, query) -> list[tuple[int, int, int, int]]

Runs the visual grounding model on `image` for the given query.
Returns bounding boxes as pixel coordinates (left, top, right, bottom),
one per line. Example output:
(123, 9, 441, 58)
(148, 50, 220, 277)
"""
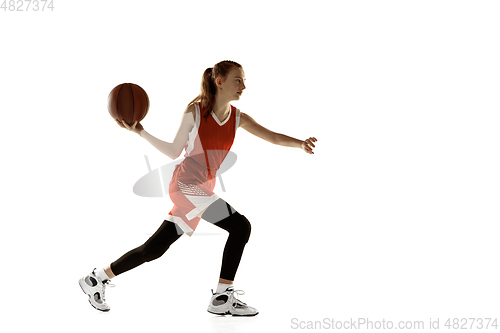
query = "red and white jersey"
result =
(165, 102, 241, 236)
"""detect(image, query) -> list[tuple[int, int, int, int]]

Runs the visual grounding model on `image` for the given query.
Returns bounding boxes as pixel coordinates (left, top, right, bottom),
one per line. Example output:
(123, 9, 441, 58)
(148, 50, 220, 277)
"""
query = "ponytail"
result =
(188, 60, 243, 118)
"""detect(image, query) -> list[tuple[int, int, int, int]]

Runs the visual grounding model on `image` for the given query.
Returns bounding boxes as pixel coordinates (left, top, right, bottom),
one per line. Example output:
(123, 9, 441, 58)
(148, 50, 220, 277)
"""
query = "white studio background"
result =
(1, 1, 499, 332)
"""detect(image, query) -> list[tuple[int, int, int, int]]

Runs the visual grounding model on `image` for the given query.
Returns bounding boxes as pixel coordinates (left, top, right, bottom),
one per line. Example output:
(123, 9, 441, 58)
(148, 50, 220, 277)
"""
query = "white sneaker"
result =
(207, 287, 259, 316)
(79, 269, 114, 312)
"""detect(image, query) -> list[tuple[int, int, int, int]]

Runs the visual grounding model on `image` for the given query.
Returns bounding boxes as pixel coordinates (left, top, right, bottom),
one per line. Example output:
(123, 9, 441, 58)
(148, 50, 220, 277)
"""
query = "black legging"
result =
(109, 198, 251, 281)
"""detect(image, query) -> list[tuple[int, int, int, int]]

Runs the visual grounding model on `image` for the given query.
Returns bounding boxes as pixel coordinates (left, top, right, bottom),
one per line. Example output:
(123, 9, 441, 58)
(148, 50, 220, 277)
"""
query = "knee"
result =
(232, 214, 251, 244)
(141, 244, 169, 262)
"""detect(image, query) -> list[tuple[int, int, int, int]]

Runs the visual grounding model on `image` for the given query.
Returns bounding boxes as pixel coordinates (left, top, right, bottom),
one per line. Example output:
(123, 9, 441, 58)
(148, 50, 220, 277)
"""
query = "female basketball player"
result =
(79, 60, 317, 316)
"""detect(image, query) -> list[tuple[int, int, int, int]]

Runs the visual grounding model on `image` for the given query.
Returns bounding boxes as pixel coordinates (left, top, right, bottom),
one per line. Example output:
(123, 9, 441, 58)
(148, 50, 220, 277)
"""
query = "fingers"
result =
(117, 119, 141, 135)
(305, 138, 315, 148)
(117, 119, 134, 131)
(304, 137, 317, 154)
(121, 119, 131, 130)
(306, 137, 316, 147)
(115, 119, 125, 128)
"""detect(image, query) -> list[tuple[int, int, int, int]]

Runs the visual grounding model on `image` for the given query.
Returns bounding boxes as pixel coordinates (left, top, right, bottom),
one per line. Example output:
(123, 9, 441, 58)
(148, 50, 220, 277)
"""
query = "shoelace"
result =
(104, 280, 116, 288)
(100, 279, 115, 302)
(228, 289, 247, 308)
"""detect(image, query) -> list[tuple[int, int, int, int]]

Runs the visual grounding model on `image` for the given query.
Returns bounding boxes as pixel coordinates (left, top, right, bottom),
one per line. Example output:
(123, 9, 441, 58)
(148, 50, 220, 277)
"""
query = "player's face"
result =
(217, 68, 246, 100)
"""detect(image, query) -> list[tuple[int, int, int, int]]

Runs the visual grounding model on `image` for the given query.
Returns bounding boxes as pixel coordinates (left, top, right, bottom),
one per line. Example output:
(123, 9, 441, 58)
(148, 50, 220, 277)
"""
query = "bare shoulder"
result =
(237, 111, 277, 143)
(240, 112, 259, 128)
(185, 103, 196, 116)
(183, 103, 196, 126)
(239, 111, 249, 127)
(171, 104, 196, 150)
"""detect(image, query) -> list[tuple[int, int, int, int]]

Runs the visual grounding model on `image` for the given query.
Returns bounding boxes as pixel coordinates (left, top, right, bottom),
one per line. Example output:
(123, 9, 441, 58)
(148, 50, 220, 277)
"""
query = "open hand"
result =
(301, 137, 317, 154)
(116, 119, 144, 135)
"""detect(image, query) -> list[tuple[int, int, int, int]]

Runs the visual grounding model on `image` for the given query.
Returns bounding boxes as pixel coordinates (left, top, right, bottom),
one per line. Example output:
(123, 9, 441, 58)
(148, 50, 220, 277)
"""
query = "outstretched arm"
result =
(240, 112, 317, 154)
(275, 134, 301, 148)
(277, 134, 317, 154)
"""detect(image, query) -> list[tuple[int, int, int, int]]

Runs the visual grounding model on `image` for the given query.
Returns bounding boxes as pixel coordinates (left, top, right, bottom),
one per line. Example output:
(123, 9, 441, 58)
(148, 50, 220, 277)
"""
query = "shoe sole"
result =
(207, 309, 259, 317)
(233, 312, 259, 317)
(79, 278, 110, 312)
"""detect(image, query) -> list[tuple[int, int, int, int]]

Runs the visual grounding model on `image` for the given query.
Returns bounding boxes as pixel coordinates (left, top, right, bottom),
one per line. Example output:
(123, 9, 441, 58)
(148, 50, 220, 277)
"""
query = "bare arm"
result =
(139, 130, 180, 160)
(239, 112, 317, 154)
(274, 133, 303, 148)
(143, 105, 195, 159)
(273, 132, 318, 154)
(240, 112, 318, 154)
(119, 104, 196, 160)
(239, 112, 278, 144)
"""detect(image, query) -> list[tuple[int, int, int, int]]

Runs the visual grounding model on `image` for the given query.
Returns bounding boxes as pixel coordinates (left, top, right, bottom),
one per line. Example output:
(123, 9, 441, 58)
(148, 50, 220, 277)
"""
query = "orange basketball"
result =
(107, 83, 150, 126)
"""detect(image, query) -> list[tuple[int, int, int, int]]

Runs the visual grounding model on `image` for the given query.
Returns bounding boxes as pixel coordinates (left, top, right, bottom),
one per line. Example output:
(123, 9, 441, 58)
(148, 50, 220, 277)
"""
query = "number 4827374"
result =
(1, 0, 54, 11)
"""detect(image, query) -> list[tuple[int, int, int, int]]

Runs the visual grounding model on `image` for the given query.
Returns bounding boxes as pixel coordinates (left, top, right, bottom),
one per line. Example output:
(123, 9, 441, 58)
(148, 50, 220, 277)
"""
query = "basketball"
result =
(107, 83, 150, 125)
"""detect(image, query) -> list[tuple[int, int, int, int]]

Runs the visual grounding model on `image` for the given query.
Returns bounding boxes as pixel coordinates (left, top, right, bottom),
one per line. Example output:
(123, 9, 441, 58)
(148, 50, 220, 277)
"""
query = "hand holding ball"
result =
(115, 118, 144, 135)
(108, 83, 149, 134)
